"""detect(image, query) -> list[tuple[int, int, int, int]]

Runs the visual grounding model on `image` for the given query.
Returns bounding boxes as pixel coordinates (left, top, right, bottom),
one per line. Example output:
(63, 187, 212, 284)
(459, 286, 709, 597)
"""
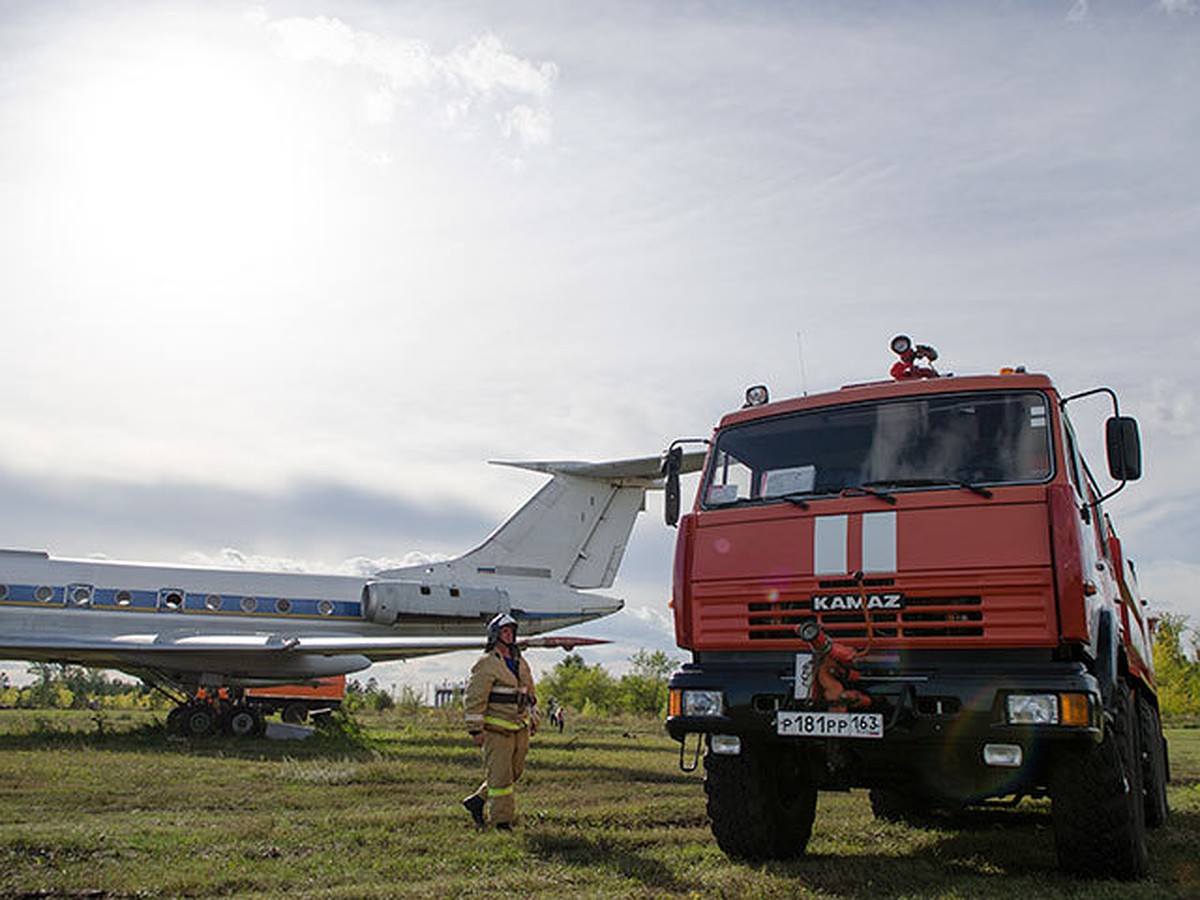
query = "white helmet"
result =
(486, 613, 518, 649)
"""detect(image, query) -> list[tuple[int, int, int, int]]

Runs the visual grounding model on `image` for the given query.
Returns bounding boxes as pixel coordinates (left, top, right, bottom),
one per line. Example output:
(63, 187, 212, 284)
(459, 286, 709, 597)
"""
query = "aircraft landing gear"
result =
(166, 701, 220, 737)
(166, 695, 265, 738)
(222, 704, 264, 737)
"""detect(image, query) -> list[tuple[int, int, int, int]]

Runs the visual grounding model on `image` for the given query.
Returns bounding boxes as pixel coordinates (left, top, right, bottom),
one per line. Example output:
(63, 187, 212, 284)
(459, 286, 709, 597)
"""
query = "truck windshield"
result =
(704, 391, 1052, 507)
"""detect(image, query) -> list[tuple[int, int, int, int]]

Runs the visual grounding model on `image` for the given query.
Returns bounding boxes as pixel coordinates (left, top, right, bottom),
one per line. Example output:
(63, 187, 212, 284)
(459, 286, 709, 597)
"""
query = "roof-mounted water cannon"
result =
(889, 334, 940, 380)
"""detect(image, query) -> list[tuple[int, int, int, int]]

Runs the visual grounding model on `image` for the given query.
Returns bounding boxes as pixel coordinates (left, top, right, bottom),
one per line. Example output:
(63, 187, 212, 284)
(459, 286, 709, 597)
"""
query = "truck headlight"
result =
(1006, 693, 1058, 724)
(1004, 692, 1093, 726)
(681, 689, 724, 717)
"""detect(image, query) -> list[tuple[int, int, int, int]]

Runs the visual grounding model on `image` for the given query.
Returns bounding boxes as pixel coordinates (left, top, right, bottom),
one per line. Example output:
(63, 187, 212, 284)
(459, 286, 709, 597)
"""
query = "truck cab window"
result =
(702, 391, 1053, 509)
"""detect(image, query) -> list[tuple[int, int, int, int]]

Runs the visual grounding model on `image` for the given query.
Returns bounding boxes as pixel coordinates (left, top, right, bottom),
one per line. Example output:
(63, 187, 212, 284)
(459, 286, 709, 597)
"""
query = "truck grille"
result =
(747, 594, 983, 640)
(693, 569, 1055, 648)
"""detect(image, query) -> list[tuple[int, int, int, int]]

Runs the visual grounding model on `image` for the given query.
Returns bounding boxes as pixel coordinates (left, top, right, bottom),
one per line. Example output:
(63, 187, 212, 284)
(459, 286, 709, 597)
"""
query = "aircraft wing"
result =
(0, 631, 608, 671)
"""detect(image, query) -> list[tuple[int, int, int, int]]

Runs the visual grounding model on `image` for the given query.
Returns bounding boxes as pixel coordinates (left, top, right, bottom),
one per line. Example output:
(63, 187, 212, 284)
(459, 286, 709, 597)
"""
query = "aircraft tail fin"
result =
(460, 456, 667, 590)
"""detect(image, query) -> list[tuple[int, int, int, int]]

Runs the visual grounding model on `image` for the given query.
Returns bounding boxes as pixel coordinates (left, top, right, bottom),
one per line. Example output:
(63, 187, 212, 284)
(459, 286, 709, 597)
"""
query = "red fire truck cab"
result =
(662, 338, 1167, 879)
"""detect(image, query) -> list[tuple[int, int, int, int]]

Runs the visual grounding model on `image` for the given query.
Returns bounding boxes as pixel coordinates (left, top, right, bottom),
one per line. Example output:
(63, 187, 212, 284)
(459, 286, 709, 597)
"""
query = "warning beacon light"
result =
(889, 334, 940, 380)
(743, 384, 770, 407)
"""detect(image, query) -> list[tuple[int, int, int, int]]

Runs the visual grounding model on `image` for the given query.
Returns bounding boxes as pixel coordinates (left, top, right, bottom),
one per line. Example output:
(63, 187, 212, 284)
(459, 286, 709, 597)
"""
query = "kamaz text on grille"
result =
(810, 593, 904, 612)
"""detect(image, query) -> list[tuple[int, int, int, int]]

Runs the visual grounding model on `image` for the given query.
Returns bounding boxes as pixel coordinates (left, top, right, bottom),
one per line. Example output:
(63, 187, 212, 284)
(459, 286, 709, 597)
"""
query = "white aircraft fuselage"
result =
(0, 455, 698, 696)
(0, 549, 616, 687)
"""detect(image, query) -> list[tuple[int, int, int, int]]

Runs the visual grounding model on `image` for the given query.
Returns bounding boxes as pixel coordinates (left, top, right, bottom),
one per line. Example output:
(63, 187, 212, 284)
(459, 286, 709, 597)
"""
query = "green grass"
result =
(0, 709, 1197, 898)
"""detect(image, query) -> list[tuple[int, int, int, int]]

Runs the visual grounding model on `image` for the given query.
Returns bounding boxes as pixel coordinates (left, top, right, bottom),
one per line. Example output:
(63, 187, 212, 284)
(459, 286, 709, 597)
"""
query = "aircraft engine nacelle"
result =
(361, 580, 511, 625)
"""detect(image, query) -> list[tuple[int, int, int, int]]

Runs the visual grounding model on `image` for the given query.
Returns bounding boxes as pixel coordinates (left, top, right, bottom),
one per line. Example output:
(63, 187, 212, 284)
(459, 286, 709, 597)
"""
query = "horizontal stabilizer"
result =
(491, 451, 705, 482)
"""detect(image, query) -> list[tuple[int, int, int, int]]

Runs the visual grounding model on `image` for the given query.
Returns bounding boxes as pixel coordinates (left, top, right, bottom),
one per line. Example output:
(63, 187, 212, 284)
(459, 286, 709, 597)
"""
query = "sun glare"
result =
(33, 26, 323, 286)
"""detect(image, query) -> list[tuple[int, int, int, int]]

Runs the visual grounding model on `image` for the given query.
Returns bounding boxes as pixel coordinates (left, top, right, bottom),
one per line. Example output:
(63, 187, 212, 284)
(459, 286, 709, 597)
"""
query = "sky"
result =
(2, 0, 1199, 692)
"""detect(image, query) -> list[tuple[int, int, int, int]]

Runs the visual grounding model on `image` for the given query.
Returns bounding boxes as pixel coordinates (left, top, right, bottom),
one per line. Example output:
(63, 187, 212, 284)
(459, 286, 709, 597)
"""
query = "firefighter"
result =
(461, 613, 538, 830)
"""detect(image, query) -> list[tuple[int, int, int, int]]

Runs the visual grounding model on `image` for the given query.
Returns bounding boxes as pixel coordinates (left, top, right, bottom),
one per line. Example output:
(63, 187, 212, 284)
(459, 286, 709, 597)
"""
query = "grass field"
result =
(0, 708, 1197, 899)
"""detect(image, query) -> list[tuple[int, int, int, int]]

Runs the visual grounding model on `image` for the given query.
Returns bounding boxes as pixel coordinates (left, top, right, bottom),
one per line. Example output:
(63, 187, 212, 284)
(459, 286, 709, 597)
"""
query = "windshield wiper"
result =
(862, 478, 993, 499)
(775, 487, 847, 509)
(840, 484, 897, 505)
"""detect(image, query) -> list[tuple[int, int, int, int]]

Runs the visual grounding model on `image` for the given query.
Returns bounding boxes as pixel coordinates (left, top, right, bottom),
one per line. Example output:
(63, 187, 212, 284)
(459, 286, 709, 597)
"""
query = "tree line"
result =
(0, 663, 166, 711)
(1152, 613, 1200, 719)
(535, 648, 676, 717)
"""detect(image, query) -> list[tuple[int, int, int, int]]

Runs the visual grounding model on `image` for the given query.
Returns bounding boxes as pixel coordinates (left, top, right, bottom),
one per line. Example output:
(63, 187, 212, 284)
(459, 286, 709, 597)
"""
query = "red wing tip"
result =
(520, 636, 610, 649)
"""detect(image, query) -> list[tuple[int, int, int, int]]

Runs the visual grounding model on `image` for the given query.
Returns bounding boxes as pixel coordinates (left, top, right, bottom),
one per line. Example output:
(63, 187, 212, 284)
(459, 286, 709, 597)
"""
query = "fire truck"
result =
(662, 337, 1168, 879)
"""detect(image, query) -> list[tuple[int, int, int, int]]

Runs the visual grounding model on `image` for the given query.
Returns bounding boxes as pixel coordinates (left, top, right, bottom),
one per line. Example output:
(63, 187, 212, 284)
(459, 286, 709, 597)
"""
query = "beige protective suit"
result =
(463, 649, 537, 826)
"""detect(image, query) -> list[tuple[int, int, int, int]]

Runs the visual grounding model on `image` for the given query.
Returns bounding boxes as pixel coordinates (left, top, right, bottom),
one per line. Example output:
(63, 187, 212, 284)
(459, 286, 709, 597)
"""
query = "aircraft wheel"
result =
(185, 705, 219, 737)
(224, 705, 262, 738)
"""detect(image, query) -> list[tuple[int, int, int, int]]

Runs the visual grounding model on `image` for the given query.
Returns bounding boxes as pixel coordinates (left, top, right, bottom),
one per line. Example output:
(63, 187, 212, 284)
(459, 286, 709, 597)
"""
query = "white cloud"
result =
(1147, 378, 1198, 438)
(270, 15, 361, 66)
(265, 16, 553, 149)
(178, 548, 446, 576)
(1139, 559, 1200, 625)
(500, 104, 553, 147)
(444, 33, 557, 99)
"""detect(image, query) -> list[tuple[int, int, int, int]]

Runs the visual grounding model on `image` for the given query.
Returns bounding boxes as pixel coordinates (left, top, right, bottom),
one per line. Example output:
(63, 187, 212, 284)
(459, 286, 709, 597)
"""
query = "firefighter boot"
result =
(462, 794, 486, 828)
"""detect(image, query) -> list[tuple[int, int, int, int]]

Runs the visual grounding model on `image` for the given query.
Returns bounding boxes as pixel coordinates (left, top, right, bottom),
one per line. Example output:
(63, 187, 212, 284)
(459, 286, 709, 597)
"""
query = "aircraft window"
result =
(162, 591, 184, 610)
(420, 586, 431, 595)
(318, 599, 334, 616)
(116, 590, 133, 606)
(35, 585, 54, 603)
(0, 584, 8, 600)
(449, 588, 460, 598)
(241, 596, 258, 613)
(204, 594, 222, 611)
(275, 598, 291, 613)
(72, 586, 93, 606)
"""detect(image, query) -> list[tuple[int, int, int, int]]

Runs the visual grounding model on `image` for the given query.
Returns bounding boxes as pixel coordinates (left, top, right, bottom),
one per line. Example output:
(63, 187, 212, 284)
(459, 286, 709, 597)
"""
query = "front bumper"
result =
(665, 650, 1103, 800)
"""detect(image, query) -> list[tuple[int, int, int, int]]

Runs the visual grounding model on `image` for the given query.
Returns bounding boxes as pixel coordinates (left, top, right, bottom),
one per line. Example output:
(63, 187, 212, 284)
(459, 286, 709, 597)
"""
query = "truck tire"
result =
(1050, 683, 1148, 879)
(1137, 693, 1170, 829)
(704, 742, 816, 861)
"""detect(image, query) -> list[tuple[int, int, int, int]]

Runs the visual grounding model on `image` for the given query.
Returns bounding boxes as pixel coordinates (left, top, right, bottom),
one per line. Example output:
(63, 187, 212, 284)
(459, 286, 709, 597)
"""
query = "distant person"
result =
(462, 614, 538, 830)
(548, 699, 565, 733)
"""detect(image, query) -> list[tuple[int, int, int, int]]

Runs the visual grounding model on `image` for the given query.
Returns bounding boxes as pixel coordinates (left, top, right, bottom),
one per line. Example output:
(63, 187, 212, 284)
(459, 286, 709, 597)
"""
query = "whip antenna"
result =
(796, 331, 809, 396)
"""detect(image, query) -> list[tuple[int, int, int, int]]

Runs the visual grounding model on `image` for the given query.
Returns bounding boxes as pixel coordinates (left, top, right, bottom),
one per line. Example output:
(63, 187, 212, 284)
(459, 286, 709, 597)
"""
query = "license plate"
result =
(776, 710, 884, 739)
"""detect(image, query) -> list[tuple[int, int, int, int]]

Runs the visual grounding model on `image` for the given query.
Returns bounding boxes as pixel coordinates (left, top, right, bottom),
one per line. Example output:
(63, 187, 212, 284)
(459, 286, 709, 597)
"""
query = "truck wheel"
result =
(1050, 684, 1148, 879)
(704, 742, 816, 861)
(869, 788, 935, 827)
(1137, 693, 1170, 828)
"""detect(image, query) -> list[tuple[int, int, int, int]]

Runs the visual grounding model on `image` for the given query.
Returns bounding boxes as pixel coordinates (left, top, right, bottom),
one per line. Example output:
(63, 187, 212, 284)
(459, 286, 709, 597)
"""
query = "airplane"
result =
(0, 453, 702, 736)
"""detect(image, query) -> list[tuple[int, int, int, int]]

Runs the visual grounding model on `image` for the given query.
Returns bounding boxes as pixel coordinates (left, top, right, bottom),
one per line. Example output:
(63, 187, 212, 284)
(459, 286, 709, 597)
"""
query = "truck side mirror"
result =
(1106, 416, 1142, 482)
(662, 446, 683, 527)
